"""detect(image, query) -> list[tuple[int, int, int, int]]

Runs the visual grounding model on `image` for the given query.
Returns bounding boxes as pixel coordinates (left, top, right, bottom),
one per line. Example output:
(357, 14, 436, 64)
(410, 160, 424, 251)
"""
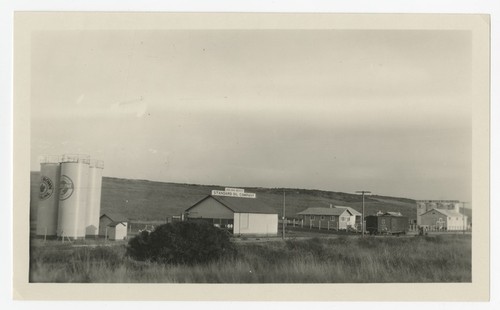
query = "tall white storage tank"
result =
(36, 155, 61, 237)
(57, 154, 90, 239)
(85, 159, 104, 237)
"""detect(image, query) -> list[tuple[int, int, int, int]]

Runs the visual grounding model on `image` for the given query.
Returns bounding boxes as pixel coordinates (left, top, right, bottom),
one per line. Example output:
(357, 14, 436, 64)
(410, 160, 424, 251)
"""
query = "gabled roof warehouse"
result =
(419, 208, 467, 231)
(421, 208, 463, 218)
(187, 195, 277, 214)
(185, 195, 278, 236)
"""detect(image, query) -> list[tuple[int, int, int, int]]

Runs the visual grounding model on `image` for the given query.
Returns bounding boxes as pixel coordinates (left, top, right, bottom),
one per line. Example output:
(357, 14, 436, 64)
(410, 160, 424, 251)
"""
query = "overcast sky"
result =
(30, 29, 472, 201)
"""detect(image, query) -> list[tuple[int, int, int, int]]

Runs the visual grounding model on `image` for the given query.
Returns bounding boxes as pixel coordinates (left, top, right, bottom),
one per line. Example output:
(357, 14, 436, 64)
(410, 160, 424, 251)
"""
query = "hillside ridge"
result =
(30, 171, 427, 221)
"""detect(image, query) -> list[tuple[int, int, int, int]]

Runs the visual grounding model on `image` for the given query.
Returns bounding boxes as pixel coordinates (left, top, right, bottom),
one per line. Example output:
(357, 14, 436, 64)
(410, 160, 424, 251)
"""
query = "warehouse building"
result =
(184, 195, 278, 236)
(419, 208, 468, 231)
(297, 206, 361, 230)
(416, 200, 461, 226)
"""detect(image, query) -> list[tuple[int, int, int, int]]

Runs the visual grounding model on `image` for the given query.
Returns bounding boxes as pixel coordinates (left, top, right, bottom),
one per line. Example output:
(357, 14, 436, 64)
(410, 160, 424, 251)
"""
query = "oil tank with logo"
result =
(57, 154, 90, 239)
(85, 159, 104, 237)
(36, 155, 61, 237)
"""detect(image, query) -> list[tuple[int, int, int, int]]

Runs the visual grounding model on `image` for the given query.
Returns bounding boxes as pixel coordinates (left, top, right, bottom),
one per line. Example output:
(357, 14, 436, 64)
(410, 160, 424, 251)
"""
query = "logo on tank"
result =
(39, 176, 54, 200)
(59, 175, 74, 200)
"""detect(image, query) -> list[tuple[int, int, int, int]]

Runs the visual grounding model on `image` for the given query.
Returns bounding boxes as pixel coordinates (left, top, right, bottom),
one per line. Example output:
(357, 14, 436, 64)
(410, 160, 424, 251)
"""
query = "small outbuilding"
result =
(419, 208, 467, 231)
(184, 195, 278, 236)
(99, 213, 128, 240)
(297, 206, 360, 230)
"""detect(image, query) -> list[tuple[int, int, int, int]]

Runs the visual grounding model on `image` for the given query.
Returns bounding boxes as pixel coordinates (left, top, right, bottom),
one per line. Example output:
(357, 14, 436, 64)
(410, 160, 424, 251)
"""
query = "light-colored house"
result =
(184, 195, 278, 236)
(296, 206, 360, 230)
(334, 206, 362, 226)
(419, 208, 467, 231)
(99, 213, 128, 240)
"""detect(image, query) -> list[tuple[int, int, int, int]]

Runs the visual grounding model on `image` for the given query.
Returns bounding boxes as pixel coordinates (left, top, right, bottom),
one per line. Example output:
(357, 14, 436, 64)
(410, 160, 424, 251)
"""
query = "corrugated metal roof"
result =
(107, 221, 127, 227)
(297, 207, 351, 216)
(187, 195, 278, 214)
(422, 208, 464, 218)
(100, 213, 128, 223)
(335, 206, 362, 216)
(384, 211, 403, 216)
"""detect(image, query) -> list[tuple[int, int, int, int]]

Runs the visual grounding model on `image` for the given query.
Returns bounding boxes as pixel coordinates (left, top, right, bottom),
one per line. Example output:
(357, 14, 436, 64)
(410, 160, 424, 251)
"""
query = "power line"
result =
(461, 201, 469, 235)
(282, 189, 286, 240)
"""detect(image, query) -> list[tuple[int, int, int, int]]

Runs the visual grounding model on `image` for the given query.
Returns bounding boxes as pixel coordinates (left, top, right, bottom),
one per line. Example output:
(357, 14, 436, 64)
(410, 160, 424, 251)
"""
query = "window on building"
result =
(320, 216, 325, 220)
(310, 216, 315, 220)
(331, 216, 335, 221)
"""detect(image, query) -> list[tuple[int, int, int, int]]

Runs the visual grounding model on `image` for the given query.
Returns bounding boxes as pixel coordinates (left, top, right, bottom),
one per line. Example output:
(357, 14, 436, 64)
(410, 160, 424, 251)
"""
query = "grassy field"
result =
(30, 234, 471, 283)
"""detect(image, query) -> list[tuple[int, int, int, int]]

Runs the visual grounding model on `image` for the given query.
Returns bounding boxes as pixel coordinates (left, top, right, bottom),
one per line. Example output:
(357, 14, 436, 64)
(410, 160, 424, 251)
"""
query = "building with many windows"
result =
(297, 206, 361, 230)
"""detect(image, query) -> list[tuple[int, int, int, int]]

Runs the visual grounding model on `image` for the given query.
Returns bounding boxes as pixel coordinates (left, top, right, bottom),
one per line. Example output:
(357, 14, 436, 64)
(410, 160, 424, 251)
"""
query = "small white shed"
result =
(107, 221, 128, 240)
(99, 213, 128, 240)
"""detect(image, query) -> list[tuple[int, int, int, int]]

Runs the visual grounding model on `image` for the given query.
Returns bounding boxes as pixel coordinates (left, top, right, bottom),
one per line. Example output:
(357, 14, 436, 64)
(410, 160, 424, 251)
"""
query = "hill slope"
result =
(30, 172, 430, 221)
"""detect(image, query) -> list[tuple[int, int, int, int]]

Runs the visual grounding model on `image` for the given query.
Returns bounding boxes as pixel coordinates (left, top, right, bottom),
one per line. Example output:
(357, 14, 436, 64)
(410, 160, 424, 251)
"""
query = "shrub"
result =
(126, 221, 236, 265)
(126, 231, 153, 261)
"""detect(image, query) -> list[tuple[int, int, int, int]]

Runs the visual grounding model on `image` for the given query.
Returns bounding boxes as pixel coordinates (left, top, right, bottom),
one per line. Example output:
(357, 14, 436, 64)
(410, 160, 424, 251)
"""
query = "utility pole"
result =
(282, 189, 286, 240)
(462, 201, 469, 235)
(356, 190, 371, 237)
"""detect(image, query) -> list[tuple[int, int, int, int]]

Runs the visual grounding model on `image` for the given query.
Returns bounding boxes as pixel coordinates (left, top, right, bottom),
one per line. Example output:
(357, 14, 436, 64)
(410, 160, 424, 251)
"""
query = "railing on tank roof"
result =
(60, 154, 90, 164)
(89, 159, 104, 169)
(39, 155, 62, 164)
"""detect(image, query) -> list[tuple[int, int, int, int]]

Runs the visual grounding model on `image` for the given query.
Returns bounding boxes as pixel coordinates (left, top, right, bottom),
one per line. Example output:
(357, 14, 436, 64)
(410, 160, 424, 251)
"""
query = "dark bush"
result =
(126, 231, 153, 261)
(126, 221, 236, 265)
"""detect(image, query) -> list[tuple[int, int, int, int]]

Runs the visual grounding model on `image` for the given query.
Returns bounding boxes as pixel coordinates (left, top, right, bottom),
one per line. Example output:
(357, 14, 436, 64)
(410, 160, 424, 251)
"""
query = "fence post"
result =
(301, 219, 304, 228)
(327, 221, 330, 231)
(319, 220, 321, 230)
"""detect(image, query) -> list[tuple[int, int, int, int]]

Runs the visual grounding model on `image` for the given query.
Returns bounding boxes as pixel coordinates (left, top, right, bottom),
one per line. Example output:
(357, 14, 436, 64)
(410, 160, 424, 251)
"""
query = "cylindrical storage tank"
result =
(57, 154, 90, 240)
(36, 155, 61, 237)
(85, 159, 104, 237)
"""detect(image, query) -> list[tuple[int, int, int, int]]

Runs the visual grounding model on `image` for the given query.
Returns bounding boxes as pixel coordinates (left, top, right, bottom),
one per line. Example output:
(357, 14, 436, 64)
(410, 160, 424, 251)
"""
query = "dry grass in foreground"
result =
(29, 234, 471, 283)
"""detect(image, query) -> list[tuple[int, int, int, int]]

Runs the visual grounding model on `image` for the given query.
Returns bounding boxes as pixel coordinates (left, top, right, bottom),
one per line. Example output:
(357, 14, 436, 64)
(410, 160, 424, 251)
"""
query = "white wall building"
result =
(419, 208, 468, 231)
(185, 195, 278, 236)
